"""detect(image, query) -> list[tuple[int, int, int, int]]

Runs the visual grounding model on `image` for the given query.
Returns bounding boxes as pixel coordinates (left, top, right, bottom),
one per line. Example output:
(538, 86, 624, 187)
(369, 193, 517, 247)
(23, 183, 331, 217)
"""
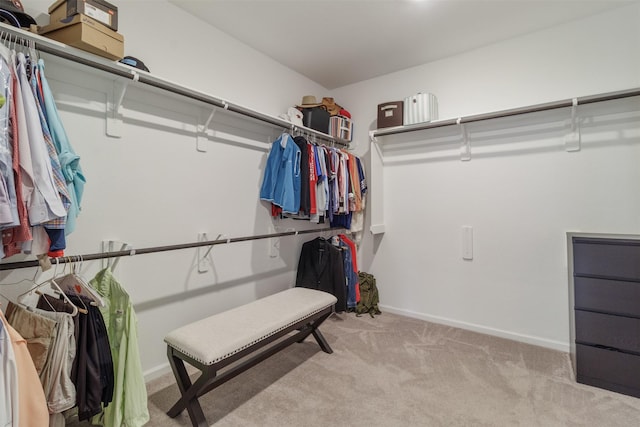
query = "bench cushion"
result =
(164, 287, 337, 365)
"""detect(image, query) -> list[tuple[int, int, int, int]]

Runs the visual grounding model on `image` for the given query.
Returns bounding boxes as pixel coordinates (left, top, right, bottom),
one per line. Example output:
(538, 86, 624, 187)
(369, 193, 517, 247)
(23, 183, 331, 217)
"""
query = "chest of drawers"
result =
(569, 234, 640, 398)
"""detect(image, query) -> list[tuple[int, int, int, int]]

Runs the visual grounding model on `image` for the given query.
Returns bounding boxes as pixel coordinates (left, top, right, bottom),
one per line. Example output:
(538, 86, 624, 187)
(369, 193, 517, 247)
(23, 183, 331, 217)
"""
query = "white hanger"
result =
(17, 259, 83, 316)
(57, 256, 104, 307)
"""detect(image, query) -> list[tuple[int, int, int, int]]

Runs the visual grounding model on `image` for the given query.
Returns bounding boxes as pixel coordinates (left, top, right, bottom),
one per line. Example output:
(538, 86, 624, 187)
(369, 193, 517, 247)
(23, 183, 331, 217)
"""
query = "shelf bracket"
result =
(269, 227, 295, 258)
(564, 98, 581, 152)
(101, 240, 131, 270)
(197, 233, 227, 272)
(197, 232, 210, 273)
(196, 108, 217, 152)
(459, 118, 471, 161)
(106, 78, 132, 138)
(369, 130, 378, 144)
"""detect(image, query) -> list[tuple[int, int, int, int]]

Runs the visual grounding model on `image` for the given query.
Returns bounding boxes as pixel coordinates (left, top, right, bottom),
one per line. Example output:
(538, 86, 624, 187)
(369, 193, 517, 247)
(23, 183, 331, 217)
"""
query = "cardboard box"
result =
(377, 101, 403, 128)
(49, 0, 118, 31)
(39, 14, 124, 60)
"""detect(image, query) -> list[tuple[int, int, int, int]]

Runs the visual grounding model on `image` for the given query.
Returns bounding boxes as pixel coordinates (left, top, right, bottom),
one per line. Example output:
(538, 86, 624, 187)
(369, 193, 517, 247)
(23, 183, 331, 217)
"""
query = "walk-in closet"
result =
(1, 1, 639, 426)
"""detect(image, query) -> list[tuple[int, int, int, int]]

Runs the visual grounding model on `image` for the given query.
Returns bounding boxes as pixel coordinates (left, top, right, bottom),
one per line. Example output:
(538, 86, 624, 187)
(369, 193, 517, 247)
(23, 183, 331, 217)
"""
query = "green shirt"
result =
(90, 267, 149, 427)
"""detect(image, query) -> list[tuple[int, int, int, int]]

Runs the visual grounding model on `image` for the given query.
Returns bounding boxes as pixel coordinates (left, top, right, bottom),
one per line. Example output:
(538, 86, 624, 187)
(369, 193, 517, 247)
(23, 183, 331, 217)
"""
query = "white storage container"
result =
(403, 93, 438, 125)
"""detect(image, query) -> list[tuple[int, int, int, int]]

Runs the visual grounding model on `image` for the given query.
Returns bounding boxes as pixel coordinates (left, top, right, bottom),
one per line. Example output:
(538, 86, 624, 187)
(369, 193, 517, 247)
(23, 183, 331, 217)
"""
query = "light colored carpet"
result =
(66, 311, 639, 426)
(138, 311, 640, 427)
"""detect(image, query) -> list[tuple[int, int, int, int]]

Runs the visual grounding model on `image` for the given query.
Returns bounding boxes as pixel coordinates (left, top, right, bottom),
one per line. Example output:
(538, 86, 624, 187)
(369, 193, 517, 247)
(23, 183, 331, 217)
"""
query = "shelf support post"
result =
(564, 98, 581, 152)
(197, 108, 217, 152)
(458, 118, 471, 161)
(106, 78, 131, 138)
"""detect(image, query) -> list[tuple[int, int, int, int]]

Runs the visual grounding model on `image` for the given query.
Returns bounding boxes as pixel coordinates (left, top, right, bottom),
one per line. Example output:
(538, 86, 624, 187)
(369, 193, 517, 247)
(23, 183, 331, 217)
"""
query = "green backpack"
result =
(356, 271, 381, 317)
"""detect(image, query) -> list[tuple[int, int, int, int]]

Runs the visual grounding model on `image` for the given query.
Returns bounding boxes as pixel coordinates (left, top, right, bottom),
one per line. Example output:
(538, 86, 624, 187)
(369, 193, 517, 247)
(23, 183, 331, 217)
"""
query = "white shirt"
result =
(0, 48, 19, 228)
(16, 52, 65, 225)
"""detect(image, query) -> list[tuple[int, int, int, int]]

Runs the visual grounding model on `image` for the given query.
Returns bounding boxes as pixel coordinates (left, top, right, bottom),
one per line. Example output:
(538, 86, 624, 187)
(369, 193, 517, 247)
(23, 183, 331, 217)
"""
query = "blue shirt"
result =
(37, 59, 85, 235)
(260, 133, 300, 214)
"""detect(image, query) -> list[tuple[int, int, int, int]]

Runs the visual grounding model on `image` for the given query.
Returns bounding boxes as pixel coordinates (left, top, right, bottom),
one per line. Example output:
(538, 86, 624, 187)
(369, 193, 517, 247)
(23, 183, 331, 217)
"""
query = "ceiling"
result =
(170, 0, 634, 89)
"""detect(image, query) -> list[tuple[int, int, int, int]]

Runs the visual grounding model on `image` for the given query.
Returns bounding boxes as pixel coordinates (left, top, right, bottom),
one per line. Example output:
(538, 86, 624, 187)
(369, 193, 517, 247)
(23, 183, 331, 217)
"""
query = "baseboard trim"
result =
(144, 362, 171, 383)
(380, 305, 570, 353)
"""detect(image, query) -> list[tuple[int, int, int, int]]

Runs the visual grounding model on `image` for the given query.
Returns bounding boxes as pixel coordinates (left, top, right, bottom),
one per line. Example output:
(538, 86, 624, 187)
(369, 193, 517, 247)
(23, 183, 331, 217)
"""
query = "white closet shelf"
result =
(0, 22, 350, 147)
(367, 86, 640, 236)
(371, 87, 640, 139)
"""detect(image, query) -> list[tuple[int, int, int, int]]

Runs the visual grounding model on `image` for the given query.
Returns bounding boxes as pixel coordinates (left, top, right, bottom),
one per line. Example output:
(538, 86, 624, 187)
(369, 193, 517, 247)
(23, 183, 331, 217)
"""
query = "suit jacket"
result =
(295, 238, 346, 312)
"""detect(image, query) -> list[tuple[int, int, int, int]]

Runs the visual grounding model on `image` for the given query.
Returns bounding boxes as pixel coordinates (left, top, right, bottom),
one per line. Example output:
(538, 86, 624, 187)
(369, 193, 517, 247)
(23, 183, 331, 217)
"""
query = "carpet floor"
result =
(135, 311, 640, 426)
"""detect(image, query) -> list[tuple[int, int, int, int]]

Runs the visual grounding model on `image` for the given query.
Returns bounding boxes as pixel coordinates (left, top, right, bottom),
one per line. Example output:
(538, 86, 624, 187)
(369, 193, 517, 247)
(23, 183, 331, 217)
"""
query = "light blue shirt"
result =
(37, 59, 85, 235)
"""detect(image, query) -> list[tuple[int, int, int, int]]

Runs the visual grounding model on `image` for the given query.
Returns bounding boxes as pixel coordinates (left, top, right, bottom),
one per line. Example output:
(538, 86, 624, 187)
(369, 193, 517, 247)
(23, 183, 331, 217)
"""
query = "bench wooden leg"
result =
(310, 310, 333, 353)
(296, 310, 333, 353)
(312, 328, 333, 354)
(166, 346, 211, 427)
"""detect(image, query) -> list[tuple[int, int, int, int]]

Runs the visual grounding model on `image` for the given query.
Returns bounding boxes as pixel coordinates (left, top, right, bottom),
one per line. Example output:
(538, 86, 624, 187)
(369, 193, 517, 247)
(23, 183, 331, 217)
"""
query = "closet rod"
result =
(0, 227, 344, 271)
(372, 87, 640, 137)
(0, 23, 349, 147)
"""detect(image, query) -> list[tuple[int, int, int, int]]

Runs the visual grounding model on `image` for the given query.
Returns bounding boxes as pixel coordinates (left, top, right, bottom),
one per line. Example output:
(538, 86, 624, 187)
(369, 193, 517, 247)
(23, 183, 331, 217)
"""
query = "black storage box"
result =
(301, 107, 330, 134)
(377, 101, 404, 128)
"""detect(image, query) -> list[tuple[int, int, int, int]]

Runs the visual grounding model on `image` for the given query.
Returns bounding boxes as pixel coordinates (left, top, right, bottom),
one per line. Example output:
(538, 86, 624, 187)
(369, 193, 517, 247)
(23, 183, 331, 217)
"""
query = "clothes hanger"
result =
(56, 256, 103, 308)
(0, 32, 11, 62)
(16, 259, 82, 316)
(0, 266, 45, 307)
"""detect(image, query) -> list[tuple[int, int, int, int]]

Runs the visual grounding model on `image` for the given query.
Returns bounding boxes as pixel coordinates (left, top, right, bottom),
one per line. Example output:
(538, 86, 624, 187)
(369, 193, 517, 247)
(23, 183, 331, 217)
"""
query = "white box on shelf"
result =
(403, 92, 438, 125)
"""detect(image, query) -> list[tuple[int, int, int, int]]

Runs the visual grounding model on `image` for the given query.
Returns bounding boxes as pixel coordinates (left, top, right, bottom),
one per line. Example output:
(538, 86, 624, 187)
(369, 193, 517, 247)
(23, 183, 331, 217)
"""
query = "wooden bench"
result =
(164, 287, 337, 427)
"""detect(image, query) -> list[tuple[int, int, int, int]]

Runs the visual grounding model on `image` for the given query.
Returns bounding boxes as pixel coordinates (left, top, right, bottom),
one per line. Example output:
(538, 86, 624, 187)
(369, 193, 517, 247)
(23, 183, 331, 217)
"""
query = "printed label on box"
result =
(84, 3, 111, 26)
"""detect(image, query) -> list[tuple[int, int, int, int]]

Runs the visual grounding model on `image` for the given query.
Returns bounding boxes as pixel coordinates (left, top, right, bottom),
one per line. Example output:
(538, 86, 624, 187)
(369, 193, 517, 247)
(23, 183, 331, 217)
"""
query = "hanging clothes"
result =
(350, 157, 368, 243)
(37, 293, 81, 427)
(64, 292, 114, 421)
(4, 301, 58, 375)
(339, 234, 360, 306)
(2, 45, 32, 258)
(0, 314, 19, 427)
(37, 59, 85, 236)
(30, 59, 71, 254)
(0, 43, 84, 259)
(0, 308, 49, 427)
(262, 134, 366, 231)
(338, 239, 357, 309)
(89, 267, 150, 427)
(292, 135, 310, 215)
(16, 52, 66, 226)
(260, 132, 301, 215)
(307, 141, 317, 216)
(0, 44, 19, 231)
(295, 237, 347, 312)
(6, 301, 76, 418)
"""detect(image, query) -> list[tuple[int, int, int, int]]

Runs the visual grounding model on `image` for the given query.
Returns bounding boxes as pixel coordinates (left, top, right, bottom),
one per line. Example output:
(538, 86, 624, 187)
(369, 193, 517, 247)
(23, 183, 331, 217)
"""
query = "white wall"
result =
(1, 1, 328, 379)
(333, 3, 640, 350)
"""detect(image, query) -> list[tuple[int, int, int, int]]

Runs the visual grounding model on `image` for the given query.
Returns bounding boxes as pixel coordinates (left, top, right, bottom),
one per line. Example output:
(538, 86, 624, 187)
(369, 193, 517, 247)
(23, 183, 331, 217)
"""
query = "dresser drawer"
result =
(573, 238, 640, 280)
(575, 277, 640, 317)
(575, 310, 640, 353)
(576, 344, 640, 398)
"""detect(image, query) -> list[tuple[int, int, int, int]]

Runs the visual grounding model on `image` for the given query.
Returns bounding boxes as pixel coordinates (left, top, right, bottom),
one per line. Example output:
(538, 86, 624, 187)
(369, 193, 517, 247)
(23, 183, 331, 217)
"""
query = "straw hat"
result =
(297, 95, 322, 108)
(322, 97, 342, 116)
